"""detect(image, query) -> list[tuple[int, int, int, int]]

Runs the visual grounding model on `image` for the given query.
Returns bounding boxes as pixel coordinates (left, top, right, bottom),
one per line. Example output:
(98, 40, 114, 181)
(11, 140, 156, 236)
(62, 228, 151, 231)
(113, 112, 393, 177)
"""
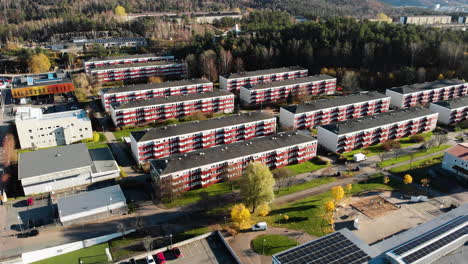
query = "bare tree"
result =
(142, 236, 153, 252)
(378, 150, 393, 163)
(158, 176, 182, 203)
(199, 50, 218, 82)
(272, 167, 294, 191)
(117, 223, 126, 238)
(434, 134, 449, 147)
(218, 48, 233, 76)
(425, 138, 437, 149)
(320, 167, 336, 177)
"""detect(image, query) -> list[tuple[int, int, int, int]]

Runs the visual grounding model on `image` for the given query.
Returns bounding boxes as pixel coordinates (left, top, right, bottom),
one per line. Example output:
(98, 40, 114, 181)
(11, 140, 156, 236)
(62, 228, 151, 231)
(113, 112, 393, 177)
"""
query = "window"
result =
(30, 136, 33, 139)
(28, 129, 32, 133)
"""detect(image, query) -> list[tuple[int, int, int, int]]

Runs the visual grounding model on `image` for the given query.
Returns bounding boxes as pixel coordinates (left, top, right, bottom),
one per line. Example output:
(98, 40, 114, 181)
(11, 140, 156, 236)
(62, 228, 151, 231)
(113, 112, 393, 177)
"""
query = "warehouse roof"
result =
(387, 79, 467, 95)
(225, 67, 307, 79)
(86, 53, 174, 62)
(319, 107, 435, 135)
(244, 75, 335, 91)
(103, 79, 211, 95)
(132, 112, 275, 142)
(92, 60, 184, 71)
(282, 92, 388, 114)
(111, 90, 233, 110)
(150, 131, 316, 175)
(431, 96, 468, 109)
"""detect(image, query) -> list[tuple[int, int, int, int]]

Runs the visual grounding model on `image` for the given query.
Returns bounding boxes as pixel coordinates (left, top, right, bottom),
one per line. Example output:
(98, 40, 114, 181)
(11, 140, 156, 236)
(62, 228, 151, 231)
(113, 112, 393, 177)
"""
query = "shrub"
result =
(119, 167, 128, 178)
(311, 156, 327, 165)
(410, 134, 425, 143)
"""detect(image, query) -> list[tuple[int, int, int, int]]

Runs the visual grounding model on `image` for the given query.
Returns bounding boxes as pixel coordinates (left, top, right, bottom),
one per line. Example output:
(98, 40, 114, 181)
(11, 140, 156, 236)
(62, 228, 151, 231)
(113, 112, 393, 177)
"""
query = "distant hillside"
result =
(380, 0, 468, 10)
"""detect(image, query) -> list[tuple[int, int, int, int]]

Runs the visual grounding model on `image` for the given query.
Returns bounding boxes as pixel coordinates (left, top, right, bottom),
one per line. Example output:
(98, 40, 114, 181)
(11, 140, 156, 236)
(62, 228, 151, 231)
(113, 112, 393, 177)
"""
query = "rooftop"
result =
(244, 75, 335, 90)
(432, 96, 468, 109)
(15, 107, 88, 122)
(225, 67, 307, 79)
(387, 79, 467, 95)
(150, 131, 316, 175)
(445, 143, 468, 161)
(103, 79, 211, 95)
(111, 90, 233, 110)
(57, 185, 126, 218)
(86, 53, 174, 62)
(282, 92, 388, 114)
(89, 148, 120, 173)
(319, 107, 434, 135)
(92, 60, 184, 71)
(12, 71, 72, 89)
(131, 112, 274, 142)
(88, 37, 147, 44)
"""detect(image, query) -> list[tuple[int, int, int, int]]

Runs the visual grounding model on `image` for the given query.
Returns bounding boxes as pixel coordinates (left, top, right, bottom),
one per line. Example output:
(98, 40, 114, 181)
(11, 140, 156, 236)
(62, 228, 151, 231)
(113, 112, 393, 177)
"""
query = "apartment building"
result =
(149, 131, 317, 191)
(317, 107, 438, 153)
(15, 107, 92, 149)
(84, 54, 174, 74)
(385, 79, 468, 108)
(399, 16, 452, 25)
(110, 91, 235, 126)
(280, 92, 391, 129)
(240, 75, 336, 106)
(130, 112, 276, 162)
(219, 67, 308, 92)
(429, 96, 468, 125)
(100, 79, 213, 110)
(11, 70, 74, 99)
(441, 143, 468, 183)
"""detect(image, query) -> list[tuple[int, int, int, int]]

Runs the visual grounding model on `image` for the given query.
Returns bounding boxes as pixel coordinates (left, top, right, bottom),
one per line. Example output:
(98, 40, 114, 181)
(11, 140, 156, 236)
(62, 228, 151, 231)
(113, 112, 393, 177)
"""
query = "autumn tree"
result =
(256, 203, 271, 217)
(331, 186, 345, 202)
(325, 200, 335, 212)
(148, 76, 164, 84)
(199, 50, 218, 82)
(239, 161, 275, 212)
(403, 174, 413, 185)
(230, 203, 251, 230)
(345, 184, 353, 193)
(114, 5, 127, 17)
(3, 133, 17, 166)
(28, 53, 51, 73)
(383, 176, 390, 185)
(376, 13, 392, 23)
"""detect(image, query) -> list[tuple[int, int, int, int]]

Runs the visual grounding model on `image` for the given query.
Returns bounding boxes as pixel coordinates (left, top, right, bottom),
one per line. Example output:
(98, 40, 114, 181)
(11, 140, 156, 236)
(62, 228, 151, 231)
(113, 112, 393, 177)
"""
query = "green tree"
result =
(239, 161, 275, 212)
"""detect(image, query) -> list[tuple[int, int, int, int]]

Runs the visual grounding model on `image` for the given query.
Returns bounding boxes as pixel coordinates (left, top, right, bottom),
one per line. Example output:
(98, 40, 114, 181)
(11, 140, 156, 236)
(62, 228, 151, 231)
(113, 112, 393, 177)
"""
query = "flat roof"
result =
(86, 53, 173, 62)
(282, 92, 388, 114)
(319, 107, 434, 135)
(225, 67, 307, 79)
(89, 38, 146, 44)
(57, 185, 126, 218)
(12, 72, 72, 89)
(386, 79, 466, 95)
(432, 96, 468, 109)
(112, 90, 233, 110)
(150, 131, 316, 175)
(103, 79, 211, 95)
(19, 143, 92, 180)
(16, 108, 89, 122)
(244, 75, 335, 90)
(92, 60, 184, 71)
(89, 148, 119, 173)
(131, 112, 274, 142)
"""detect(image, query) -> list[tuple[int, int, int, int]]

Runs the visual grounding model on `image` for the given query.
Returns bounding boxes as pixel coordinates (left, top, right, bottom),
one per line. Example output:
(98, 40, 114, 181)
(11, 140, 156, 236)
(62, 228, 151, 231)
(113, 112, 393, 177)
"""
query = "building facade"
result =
(280, 92, 391, 129)
(11, 71, 74, 99)
(84, 54, 174, 74)
(110, 91, 235, 127)
(219, 67, 308, 92)
(15, 107, 93, 149)
(100, 79, 213, 110)
(399, 16, 452, 25)
(385, 79, 468, 108)
(130, 112, 276, 162)
(240, 75, 336, 106)
(429, 97, 468, 125)
(317, 108, 438, 153)
(441, 143, 468, 183)
(150, 131, 317, 191)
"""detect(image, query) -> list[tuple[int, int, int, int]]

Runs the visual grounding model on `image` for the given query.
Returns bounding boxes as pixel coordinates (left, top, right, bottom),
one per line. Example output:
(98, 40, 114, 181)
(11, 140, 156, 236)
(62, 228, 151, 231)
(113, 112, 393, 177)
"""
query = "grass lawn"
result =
(165, 182, 236, 208)
(275, 177, 336, 197)
(174, 227, 211, 243)
(389, 153, 444, 174)
(86, 132, 109, 149)
(32, 243, 110, 264)
(377, 145, 451, 168)
(113, 126, 151, 141)
(251, 234, 298, 256)
(286, 158, 331, 175)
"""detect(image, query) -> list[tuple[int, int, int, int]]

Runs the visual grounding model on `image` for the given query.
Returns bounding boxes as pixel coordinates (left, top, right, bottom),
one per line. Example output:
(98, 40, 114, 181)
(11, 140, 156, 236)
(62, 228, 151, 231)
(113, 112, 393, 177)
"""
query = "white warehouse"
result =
(15, 107, 93, 149)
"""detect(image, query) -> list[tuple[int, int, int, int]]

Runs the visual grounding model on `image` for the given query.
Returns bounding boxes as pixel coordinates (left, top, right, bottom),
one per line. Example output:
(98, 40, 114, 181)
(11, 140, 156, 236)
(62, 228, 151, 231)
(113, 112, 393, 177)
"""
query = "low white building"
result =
(19, 144, 120, 195)
(15, 107, 93, 149)
(442, 143, 468, 183)
(429, 97, 468, 125)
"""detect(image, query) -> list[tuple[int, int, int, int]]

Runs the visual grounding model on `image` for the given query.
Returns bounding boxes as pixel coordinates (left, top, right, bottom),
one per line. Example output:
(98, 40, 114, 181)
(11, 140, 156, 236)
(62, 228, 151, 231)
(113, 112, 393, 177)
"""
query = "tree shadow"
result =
(274, 217, 308, 224)
(270, 205, 317, 215)
(334, 220, 355, 231)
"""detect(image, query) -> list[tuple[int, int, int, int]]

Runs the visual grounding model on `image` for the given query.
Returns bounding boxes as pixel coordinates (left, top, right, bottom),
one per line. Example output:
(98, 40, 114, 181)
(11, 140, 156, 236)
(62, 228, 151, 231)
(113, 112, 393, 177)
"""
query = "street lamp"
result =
(17, 216, 23, 234)
(224, 216, 227, 225)
(169, 234, 173, 247)
(279, 213, 282, 225)
(263, 239, 266, 255)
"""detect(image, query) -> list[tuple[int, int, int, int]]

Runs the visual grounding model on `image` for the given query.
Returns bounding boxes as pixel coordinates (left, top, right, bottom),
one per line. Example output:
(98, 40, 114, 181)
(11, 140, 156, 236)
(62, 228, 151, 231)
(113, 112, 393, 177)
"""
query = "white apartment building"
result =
(15, 107, 93, 149)
(429, 96, 468, 125)
(442, 143, 468, 183)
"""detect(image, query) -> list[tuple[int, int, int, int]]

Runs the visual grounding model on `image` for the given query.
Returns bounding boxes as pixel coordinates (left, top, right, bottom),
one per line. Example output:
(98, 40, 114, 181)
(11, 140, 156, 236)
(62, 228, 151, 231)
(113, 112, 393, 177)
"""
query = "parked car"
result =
(128, 258, 136, 264)
(353, 153, 367, 162)
(351, 166, 360, 172)
(171, 247, 182, 258)
(16, 229, 39, 238)
(155, 252, 166, 264)
(417, 145, 427, 151)
(146, 254, 156, 264)
(252, 222, 268, 231)
(27, 197, 34, 206)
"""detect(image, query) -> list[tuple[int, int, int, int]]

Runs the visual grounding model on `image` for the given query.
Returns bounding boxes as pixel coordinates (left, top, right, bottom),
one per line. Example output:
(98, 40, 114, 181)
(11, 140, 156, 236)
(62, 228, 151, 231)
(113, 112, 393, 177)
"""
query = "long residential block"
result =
(317, 107, 438, 153)
(100, 79, 213, 110)
(240, 75, 336, 106)
(385, 79, 468, 108)
(130, 112, 276, 162)
(110, 91, 235, 127)
(150, 131, 318, 191)
(280, 92, 390, 130)
(429, 96, 468, 125)
(84, 54, 174, 74)
(219, 67, 308, 92)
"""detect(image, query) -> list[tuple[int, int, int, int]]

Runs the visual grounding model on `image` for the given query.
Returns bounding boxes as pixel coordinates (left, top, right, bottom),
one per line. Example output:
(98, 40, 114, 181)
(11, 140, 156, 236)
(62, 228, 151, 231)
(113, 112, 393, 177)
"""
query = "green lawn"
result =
(32, 243, 110, 264)
(276, 177, 336, 197)
(86, 132, 109, 149)
(252, 235, 298, 256)
(377, 145, 451, 168)
(173, 227, 211, 243)
(165, 182, 237, 208)
(113, 126, 151, 141)
(286, 158, 331, 175)
(389, 153, 444, 174)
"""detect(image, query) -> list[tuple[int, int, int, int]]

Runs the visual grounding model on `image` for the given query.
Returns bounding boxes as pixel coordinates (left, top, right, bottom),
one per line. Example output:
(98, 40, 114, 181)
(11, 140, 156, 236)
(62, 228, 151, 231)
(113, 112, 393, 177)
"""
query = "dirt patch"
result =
(350, 195, 399, 218)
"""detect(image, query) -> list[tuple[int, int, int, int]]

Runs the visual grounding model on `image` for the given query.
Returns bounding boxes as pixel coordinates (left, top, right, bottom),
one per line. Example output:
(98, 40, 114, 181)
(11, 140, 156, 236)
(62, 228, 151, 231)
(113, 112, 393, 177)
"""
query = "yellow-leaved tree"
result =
(404, 174, 413, 185)
(256, 203, 271, 217)
(115, 5, 127, 16)
(29, 53, 51, 73)
(345, 184, 353, 193)
(231, 204, 251, 230)
(325, 200, 335, 212)
(331, 186, 345, 201)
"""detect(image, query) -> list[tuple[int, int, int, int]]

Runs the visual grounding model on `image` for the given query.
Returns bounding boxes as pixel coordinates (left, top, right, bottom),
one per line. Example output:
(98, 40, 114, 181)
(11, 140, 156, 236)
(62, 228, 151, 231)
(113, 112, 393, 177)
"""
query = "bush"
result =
(311, 156, 327, 165)
(381, 140, 401, 151)
(410, 134, 425, 143)
(119, 167, 128, 178)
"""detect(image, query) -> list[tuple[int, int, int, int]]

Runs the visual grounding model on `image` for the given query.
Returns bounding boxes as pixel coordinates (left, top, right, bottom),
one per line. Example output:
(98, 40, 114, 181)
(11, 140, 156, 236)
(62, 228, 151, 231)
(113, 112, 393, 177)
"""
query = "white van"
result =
(252, 222, 268, 231)
(353, 153, 367, 162)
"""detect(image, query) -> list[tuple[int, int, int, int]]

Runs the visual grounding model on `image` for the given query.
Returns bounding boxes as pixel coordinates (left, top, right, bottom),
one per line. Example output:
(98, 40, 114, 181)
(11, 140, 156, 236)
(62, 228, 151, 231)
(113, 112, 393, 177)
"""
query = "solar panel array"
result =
(392, 215, 468, 255)
(274, 232, 371, 264)
(402, 225, 467, 263)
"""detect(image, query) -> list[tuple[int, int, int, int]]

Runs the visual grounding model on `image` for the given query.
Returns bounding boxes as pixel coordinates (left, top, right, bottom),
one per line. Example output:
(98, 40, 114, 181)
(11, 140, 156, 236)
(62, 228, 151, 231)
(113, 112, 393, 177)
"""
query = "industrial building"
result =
(19, 144, 120, 195)
(399, 15, 452, 25)
(239, 75, 336, 106)
(219, 67, 308, 92)
(279, 92, 390, 130)
(57, 185, 127, 226)
(84, 54, 174, 74)
(429, 96, 468, 125)
(149, 131, 317, 191)
(100, 79, 213, 110)
(110, 91, 235, 127)
(317, 107, 438, 153)
(45, 37, 147, 52)
(442, 143, 468, 183)
(10, 70, 74, 100)
(15, 107, 93, 149)
(130, 112, 276, 162)
(385, 79, 468, 108)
